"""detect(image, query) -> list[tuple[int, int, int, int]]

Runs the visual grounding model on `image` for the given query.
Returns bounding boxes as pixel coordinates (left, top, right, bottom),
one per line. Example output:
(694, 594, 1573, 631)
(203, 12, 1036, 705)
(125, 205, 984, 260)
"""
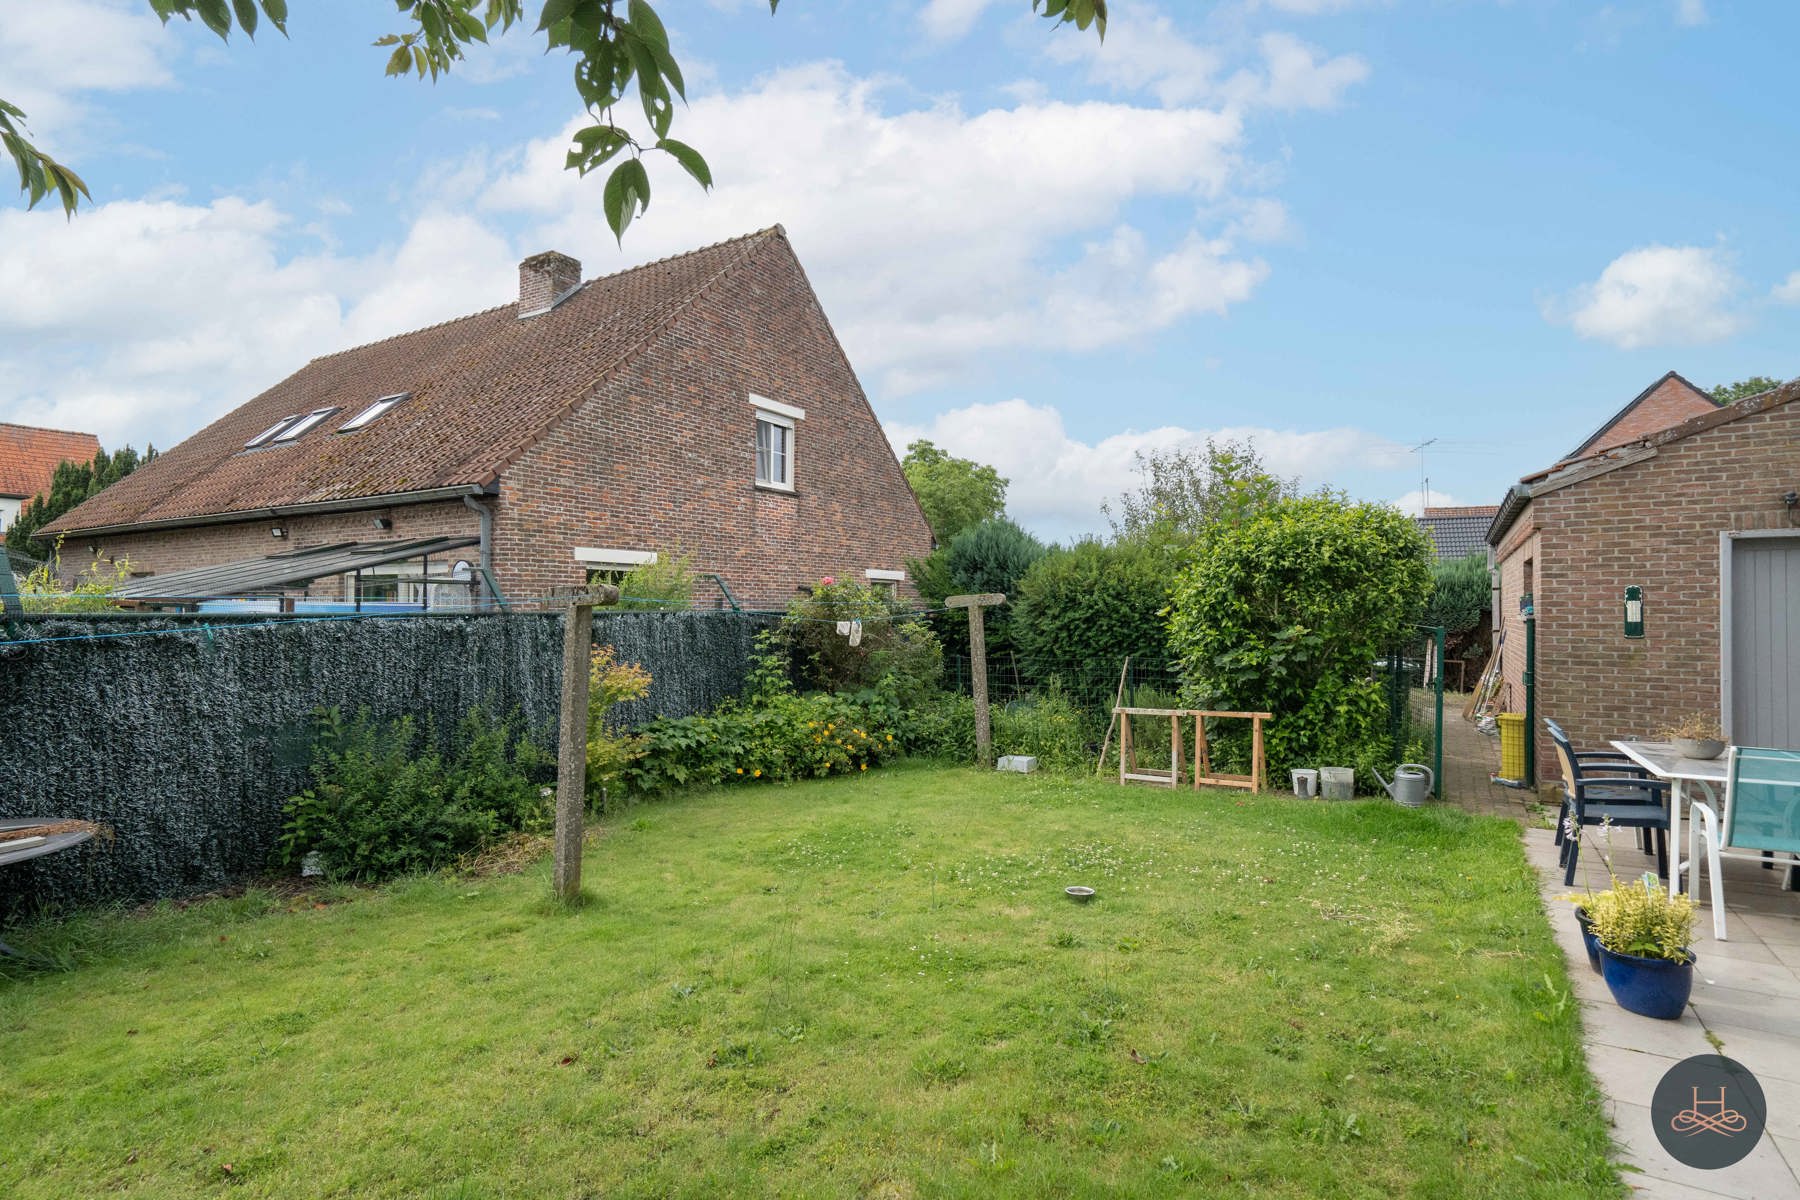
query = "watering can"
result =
(1374, 763, 1434, 808)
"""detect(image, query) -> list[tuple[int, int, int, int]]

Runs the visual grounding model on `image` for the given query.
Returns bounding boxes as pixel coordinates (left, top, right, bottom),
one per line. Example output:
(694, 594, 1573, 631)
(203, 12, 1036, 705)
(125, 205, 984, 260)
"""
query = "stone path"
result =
(1435, 702, 1800, 1196)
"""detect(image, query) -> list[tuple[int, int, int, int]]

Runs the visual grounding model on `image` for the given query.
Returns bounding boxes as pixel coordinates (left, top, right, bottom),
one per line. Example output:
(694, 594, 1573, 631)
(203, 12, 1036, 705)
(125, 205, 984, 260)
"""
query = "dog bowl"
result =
(1065, 886, 1096, 903)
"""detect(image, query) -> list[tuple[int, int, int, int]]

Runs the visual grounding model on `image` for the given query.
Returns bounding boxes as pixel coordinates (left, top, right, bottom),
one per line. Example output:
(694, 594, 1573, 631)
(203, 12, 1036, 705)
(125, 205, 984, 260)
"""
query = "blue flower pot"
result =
(1574, 908, 1601, 974)
(1597, 945, 1695, 1020)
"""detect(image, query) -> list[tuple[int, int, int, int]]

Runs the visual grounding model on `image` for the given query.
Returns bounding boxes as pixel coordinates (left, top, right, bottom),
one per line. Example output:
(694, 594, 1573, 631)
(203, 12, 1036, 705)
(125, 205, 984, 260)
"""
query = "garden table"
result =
(1609, 741, 1727, 901)
(0, 818, 99, 958)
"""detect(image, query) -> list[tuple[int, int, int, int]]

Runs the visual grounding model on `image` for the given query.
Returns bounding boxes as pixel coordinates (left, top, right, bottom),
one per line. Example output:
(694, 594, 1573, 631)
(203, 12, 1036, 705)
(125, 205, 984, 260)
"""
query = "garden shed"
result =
(1486, 377, 1800, 780)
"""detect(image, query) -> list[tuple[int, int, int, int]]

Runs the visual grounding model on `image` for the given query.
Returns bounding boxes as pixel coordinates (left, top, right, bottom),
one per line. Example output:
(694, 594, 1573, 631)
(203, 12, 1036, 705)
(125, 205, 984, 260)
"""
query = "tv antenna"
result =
(1410, 438, 1437, 514)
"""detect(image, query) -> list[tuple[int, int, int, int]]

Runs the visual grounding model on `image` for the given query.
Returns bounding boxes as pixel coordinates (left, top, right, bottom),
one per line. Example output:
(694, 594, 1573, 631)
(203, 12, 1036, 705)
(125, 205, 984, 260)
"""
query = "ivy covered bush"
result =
(274, 707, 552, 882)
(1167, 495, 1432, 787)
(1012, 538, 1174, 695)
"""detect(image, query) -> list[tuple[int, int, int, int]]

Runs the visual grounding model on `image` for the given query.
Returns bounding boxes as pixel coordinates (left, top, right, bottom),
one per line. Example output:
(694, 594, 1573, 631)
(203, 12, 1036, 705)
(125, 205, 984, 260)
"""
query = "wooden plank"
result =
(1170, 711, 1184, 789)
(1192, 715, 1211, 790)
(1251, 715, 1266, 793)
(946, 593, 1006, 609)
(1093, 657, 1130, 777)
(1118, 703, 1133, 786)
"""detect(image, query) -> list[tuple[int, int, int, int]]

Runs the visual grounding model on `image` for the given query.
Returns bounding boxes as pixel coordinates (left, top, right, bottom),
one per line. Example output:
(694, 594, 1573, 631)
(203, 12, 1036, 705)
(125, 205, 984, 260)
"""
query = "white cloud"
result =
(1772, 271, 1800, 305)
(1045, 13, 1367, 113)
(920, 0, 1008, 42)
(1257, 0, 1368, 12)
(1249, 32, 1369, 111)
(1392, 490, 1473, 518)
(0, 0, 175, 144)
(484, 63, 1268, 394)
(0, 197, 516, 450)
(1550, 244, 1744, 350)
(884, 398, 1410, 539)
(1675, 0, 1709, 27)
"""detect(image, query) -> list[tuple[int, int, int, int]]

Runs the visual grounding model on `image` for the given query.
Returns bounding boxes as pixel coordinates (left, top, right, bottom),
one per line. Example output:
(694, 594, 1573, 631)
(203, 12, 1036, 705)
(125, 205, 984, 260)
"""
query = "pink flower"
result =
(821, 576, 836, 586)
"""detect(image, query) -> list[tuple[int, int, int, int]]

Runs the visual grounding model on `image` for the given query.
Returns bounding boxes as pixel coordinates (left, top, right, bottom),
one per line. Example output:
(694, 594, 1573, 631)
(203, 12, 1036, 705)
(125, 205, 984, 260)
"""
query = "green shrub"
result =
(776, 578, 941, 703)
(994, 684, 1097, 773)
(1424, 551, 1489, 637)
(896, 686, 1096, 773)
(586, 645, 654, 808)
(274, 707, 552, 882)
(1167, 495, 1432, 785)
(913, 517, 1046, 668)
(615, 549, 697, 611)
(1012, 539, 1173, 699)
(622, 690, 903, 796)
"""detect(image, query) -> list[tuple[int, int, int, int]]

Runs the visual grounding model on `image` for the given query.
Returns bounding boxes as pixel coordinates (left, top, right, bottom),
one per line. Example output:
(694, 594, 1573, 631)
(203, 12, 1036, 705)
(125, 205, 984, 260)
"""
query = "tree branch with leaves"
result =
(3, 0, 1106, 240)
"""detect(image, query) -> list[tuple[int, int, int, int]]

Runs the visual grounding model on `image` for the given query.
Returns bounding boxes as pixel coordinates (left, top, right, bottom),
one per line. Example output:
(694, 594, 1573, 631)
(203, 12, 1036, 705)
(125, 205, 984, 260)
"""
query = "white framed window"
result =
(865, 567, 905, 599)
(273, 407, 339, 442)
(245, 415, 300, 448)
(750, 394, 803, 492)
(574, 547, 657, 586)
(340, 393, 408, 432)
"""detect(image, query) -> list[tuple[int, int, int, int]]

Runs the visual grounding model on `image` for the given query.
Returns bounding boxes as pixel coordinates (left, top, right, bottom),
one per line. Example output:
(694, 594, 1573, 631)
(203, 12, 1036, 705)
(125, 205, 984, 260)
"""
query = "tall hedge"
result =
(1167, 496, 1432, 785)
(1012, 539, 1173, 703)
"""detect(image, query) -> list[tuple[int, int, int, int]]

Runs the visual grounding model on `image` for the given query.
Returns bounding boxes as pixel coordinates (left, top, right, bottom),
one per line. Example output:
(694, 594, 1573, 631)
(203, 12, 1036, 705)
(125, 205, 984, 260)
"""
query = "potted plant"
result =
(1579, 875, 1697, 1019)
(1660, 711, 1726, 761)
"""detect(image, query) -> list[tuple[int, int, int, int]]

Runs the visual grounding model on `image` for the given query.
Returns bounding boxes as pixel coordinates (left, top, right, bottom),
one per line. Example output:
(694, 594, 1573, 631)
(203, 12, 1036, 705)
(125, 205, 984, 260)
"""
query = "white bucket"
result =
(1291, 769, 1319, 798)
(1318, 767, 1355, 801)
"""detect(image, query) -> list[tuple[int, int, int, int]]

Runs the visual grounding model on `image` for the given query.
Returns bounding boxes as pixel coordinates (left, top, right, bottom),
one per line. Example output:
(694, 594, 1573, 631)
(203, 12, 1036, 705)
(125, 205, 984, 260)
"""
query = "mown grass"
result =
(0, 766, 1620, 1198)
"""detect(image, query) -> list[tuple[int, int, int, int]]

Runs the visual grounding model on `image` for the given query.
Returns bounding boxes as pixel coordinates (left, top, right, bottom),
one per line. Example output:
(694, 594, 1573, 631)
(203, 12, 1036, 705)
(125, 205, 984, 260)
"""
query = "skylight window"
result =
(272, 408, 339, 442)
(339, 393, 408, 432)
(245, 415, 300, 448)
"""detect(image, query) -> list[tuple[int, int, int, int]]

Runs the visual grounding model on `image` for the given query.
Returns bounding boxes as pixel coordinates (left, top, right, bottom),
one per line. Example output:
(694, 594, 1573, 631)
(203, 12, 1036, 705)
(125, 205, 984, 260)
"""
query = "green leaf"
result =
(603, 157, 650, 242)
(261, 0, 289, 34)
(537, 0, 578, 33)
(196, 0, 233, 39)
(386, 43, 414, 76)
(628, 0, 670, 51)
(232, 0, 258, 38)
(657, 138, 710, 189)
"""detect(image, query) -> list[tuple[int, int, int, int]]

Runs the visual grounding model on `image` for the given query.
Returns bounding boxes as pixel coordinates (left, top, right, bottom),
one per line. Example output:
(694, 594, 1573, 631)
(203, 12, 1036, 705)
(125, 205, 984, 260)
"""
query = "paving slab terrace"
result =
(1435, 706, 1800, 1195)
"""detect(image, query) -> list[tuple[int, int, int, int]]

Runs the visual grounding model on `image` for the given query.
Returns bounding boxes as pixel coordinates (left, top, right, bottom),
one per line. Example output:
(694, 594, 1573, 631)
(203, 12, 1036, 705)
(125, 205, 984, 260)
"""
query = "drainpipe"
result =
(461, 494, 500, 610)
(1522, 593, 1536, 784)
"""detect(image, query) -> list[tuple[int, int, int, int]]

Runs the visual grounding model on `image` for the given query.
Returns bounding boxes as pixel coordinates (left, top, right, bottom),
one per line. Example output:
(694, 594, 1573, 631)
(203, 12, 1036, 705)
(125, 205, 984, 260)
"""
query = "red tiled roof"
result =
(46, 228, 783, 536)
(0, 424, 101, 500)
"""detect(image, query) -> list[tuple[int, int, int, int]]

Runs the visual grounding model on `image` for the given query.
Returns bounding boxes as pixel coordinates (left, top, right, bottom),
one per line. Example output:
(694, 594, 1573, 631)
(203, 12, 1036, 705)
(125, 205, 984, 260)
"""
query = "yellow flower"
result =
(753, 769, 762, 778)
(860, 763, 868, 771)
(735, 768, 743, 775)
(886, 734, 894, 742)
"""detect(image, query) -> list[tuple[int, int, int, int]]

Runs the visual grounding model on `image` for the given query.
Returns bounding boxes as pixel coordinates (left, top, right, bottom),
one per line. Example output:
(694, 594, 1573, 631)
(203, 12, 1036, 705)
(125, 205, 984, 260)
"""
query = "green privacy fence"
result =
(0, 610, 773, 920)
(1381, 624, 1446, 796)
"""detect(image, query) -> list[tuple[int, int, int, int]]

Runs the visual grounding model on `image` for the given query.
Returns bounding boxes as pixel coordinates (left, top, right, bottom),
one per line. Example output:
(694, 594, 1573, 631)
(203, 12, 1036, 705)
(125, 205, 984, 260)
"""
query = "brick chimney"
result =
(518, 251, 582, 317)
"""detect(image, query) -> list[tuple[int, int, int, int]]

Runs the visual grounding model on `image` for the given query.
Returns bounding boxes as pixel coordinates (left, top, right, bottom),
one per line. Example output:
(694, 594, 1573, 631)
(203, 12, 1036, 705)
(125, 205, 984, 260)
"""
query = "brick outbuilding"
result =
(1487, 377, 1800, 777)
(42, 228, 933, 610)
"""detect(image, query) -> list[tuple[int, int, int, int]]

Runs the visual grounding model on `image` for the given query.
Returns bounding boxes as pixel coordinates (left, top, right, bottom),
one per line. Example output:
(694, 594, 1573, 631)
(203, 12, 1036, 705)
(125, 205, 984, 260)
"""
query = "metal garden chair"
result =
(1546, 717, 1670, 887)
(1685, 746, 1800, 941)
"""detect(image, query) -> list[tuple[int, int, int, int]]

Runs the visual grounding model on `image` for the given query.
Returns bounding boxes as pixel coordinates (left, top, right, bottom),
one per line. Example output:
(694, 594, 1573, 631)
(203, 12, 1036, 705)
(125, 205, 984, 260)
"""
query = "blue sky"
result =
(1, 0, 1794, 540)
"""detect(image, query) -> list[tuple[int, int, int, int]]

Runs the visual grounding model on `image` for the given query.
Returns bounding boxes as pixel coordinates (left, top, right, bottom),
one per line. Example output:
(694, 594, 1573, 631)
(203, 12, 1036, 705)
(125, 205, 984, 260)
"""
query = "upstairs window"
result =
(340, 393, 408, 432)
(750, 394, 804, 492)
(272, 408, 339, 442)
(245, 415, 300, 448)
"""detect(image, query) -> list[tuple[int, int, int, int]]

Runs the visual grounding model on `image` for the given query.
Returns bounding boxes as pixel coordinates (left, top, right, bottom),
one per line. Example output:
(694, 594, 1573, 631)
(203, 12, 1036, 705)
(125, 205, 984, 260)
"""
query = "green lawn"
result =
(0, 766, 1620, 1198)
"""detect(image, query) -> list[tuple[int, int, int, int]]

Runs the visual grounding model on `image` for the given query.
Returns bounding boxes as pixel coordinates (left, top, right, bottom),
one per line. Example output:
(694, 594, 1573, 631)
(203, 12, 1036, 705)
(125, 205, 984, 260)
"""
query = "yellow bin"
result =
(1496, 712, 1526, 780)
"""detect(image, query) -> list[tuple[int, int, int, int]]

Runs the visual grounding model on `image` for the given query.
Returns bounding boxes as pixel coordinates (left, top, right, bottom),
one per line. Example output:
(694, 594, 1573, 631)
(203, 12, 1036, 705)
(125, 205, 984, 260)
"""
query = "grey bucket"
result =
(1318, 767, 1354, 801)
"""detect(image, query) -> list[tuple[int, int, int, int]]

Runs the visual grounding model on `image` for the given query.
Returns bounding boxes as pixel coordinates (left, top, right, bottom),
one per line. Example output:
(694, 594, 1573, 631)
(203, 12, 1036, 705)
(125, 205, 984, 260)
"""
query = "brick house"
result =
(0, 424, 101, 533)
(1487, 376, 1800, 778)
(43, 228, 933, 610)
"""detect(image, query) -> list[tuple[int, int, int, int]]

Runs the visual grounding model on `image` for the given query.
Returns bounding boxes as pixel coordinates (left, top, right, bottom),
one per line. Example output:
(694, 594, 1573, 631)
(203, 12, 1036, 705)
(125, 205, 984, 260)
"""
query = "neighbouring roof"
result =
(0, 424, 101, 500)
(1414, 506, 1498, 560)
(1564, 370, 1717, 460)
(1488, 377, 1800, 546)
(111, 536, 480, 601)
(46, 228, 787, 538)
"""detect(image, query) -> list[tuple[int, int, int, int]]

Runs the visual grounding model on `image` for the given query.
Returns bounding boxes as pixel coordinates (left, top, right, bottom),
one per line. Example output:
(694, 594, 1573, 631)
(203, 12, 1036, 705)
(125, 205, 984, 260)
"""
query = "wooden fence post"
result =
(946, 592, 1005, 768)
(553, 583, 619, 901)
